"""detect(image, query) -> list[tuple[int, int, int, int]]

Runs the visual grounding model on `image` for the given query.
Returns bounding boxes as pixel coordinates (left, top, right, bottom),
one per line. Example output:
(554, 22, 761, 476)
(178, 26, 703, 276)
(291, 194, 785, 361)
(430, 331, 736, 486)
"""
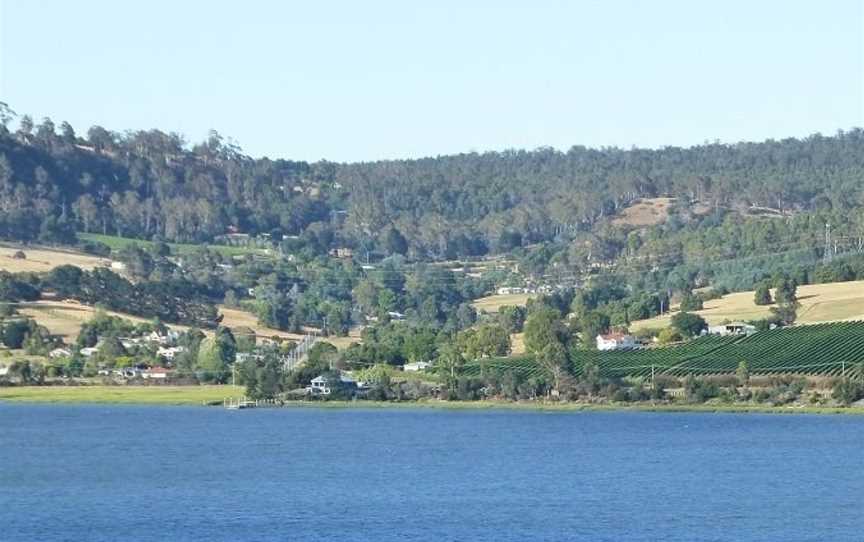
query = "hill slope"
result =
(630, 280, 864, 330)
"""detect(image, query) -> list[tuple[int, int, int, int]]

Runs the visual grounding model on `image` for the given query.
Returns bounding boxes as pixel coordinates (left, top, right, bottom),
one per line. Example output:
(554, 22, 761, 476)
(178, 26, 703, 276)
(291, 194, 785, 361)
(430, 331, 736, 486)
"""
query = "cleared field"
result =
(15, 299, 357, 350)
(472, 293, 533, 313)
(219, 306, 361, 350)
(16, 300, 189, 341)
(631, 280, 864, 331)
(0, 246, 108, 273)
(612, 197, 674, 227)
(0, 385, 240, 405)
(79, 233, 271, 258)
(219, 306, 305, 340)
(510, 332, 526, 355)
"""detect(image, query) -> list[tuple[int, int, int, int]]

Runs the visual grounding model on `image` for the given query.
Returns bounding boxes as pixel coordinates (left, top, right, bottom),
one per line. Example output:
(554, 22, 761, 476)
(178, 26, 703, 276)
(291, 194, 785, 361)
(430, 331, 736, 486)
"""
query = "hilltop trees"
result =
(2, 105, 864, 263)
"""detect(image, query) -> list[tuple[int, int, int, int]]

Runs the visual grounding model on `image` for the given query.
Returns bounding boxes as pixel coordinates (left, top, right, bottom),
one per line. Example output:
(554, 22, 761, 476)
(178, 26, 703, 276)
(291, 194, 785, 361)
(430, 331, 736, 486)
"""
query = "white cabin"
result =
(596, 333, 637, 351)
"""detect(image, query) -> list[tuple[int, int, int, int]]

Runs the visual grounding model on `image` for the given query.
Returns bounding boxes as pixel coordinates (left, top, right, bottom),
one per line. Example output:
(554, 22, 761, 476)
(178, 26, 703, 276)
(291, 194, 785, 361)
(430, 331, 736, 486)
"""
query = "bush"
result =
(79, 241, 111, 257)
(832, 378, 864, 405)
(671, 312, 707, 337)
(754, 282, 773, 306)
(679, 292, 703, 312)
(683, 375, 719, 403)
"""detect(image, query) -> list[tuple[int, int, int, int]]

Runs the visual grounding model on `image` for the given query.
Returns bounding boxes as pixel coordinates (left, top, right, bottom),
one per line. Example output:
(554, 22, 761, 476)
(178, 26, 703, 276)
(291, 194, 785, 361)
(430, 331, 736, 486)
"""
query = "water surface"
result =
(1, 404, 862, 541)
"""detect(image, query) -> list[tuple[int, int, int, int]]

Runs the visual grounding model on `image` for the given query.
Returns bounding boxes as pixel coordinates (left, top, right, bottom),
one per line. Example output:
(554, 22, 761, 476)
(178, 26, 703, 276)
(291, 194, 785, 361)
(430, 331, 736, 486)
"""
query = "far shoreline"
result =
(1, 386, 862, 416)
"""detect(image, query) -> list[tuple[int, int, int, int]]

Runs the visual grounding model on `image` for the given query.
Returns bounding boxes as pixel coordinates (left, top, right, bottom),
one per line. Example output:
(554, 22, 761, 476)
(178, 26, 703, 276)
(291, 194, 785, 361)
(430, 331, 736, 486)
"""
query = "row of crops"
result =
(462, 321, 864, 379)
(665, 321, 864, 377)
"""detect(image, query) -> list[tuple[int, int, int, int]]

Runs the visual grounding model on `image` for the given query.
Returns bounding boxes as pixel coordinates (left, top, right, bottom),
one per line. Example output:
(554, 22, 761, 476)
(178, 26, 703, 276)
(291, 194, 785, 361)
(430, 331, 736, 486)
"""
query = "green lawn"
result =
(79, 233, 272, 258)
(0, 385, 242, 405)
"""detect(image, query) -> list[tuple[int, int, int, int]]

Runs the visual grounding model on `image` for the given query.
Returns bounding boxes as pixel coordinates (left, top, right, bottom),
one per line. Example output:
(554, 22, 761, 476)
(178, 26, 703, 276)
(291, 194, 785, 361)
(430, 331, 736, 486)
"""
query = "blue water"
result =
(1, 405, 862, 541)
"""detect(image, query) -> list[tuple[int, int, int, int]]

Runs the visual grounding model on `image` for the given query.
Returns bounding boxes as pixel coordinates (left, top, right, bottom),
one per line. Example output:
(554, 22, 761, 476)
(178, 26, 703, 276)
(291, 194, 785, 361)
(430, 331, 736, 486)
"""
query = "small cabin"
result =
(596, 333, 637, 351)
(403, 361, 432, 372)
(707, 322, 757, 336)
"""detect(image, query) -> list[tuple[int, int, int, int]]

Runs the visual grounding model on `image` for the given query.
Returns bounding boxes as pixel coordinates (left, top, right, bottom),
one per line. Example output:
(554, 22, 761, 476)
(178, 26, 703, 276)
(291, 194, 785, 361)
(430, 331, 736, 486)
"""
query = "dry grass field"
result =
(472, 293, 533, 313)
(218, 306, 361, 349)
(0, 246, 108, 273)
(15, 300, 189, 341)
(510, 332, 526, 355)
(14, 300, 360, 350)
(630, 280, 864, 331)
(612, 197, 675, 227)
(0, 385, 240, 405)
(218, 306, 306, 340)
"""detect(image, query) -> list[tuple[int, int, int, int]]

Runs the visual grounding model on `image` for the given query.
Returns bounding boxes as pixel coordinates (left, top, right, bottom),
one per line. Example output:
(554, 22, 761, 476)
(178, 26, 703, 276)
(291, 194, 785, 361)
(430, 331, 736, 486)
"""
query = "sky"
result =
(1, 0, 862, 162)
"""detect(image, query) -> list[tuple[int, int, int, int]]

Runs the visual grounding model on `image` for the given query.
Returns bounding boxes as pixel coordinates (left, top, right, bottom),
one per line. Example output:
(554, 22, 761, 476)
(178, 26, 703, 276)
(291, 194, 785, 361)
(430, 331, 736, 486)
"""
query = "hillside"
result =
(3, 111, 864, 268)
(10, 298, 356, 350)
(630, 280, 864, 330)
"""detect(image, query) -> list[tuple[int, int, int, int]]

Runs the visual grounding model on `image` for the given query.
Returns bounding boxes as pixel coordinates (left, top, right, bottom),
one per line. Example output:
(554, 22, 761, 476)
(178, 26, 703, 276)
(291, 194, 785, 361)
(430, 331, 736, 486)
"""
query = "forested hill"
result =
(1, 105, 863, 262)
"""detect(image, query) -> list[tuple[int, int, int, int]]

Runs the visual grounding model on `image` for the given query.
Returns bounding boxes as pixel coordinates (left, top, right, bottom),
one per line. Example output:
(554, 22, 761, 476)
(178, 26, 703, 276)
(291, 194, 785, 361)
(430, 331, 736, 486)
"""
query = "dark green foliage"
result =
(770, 302, 799, 326)
(832, 378, 864, 405)
(577, 311, 610, 347)
(683, 375, 719, 403)
(496, 305, 526, 333)
(46, 265, 84, 298)
(4, 113, 864, 262)
(773, 276, 798, 305)
(0, 272, 40, 302)
(754, 282, 773, 306)
(671, 312, 707, 337)
(242, 354, 285, 400)
(679, 291, 703, 312)
(44, 267, 219, 328)
(1, 319, 34, 349)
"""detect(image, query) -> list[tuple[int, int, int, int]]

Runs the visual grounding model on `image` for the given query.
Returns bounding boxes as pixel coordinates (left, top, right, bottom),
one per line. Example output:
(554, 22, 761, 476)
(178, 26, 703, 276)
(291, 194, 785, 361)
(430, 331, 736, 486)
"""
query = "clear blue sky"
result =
(1, 0, 862, 162)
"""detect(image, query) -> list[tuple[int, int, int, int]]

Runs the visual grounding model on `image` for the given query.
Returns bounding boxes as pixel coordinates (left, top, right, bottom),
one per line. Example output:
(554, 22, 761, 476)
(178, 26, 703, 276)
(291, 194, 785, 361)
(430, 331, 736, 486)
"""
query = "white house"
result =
(707, 322, 757, 336)
(306, 374, 356, 395)
(79, 346, 99, 357)
(146, 330, 180, 346)
(235, 352, 265, 364)
(403, 361, 432, 372)
(157, 346, 186, 360)
(496, 286, 525, 295)
(596, 333, 637, 351)
(49, 348, 72, 359)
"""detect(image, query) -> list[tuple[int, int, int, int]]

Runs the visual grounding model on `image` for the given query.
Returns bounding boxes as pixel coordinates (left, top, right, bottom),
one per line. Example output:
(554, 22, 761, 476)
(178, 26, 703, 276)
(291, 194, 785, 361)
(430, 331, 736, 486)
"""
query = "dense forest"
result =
(2, 103, 863, 267)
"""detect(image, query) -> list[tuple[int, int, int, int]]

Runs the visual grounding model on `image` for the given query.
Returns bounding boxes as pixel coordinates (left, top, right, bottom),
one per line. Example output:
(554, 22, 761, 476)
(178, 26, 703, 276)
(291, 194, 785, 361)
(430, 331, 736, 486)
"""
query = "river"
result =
(1, 404, 862, 541)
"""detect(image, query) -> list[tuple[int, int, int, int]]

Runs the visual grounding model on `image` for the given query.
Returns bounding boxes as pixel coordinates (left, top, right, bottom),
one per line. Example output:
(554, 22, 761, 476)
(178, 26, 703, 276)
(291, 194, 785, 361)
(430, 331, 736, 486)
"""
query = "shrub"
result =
(832, 378, 864, 405)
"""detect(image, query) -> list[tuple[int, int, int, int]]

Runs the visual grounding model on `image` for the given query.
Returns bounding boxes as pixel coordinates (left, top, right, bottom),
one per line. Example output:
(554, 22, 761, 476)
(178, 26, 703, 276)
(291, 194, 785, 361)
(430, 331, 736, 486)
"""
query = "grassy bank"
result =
(0, 385, 242, 405)
(1, 386, 862, 414)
